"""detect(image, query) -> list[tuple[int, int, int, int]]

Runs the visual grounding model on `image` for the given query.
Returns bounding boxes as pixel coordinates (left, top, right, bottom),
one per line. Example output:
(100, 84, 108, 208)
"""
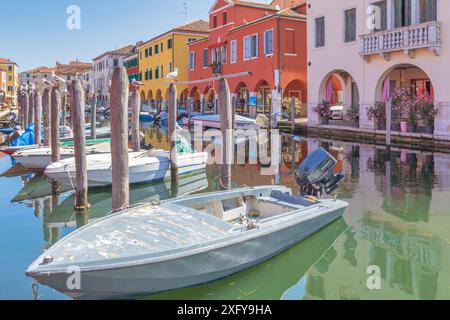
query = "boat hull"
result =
(30, 205, 345, 299)
(46, 152, 208, 187)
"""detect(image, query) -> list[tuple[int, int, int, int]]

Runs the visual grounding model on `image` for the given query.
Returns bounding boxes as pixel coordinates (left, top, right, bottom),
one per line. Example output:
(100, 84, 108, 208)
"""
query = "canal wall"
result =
(306, 125, 450, 153)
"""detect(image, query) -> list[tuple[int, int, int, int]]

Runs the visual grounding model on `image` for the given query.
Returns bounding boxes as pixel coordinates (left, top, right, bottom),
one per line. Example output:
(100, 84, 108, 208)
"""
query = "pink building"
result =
(307, 0, 449, 139)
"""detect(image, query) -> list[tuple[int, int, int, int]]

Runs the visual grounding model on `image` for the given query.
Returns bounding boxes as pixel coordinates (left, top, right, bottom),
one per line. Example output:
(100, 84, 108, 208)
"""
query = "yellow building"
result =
(0, 58, 19, 108)
(138, 20, 208, 110)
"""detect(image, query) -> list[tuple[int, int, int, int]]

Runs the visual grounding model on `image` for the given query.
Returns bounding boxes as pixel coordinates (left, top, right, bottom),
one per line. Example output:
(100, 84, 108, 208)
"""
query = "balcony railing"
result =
(360, 21, 441, 57)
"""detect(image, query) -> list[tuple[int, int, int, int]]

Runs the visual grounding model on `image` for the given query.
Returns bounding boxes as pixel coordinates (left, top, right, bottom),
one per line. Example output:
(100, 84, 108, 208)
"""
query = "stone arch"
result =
(255, 80, 271, 115)
(147, 89, 153, 102)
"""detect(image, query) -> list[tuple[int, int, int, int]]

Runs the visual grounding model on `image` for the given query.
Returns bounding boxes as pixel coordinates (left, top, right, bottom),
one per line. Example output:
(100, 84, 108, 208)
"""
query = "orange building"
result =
(187, 0, 307, 118)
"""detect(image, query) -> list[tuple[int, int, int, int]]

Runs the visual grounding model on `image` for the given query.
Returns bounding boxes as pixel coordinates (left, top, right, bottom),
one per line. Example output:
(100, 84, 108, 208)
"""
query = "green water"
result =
(1, 129, 449, 300)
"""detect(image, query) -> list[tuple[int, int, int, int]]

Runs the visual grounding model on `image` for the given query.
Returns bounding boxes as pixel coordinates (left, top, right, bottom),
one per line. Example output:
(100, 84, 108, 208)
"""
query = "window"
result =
(149, 47, 152, 56)
(155, 45, 159, 54)
(168, 39, 173, 49)
(372, 1, 387, 32)
(145, 48, 149, 57)
(113, 59, 119, 67)
(145, 70, 149, 81)
(155, 67, 159, 79)
(161, 65, 164, 77)
(8, 66, 12, 72)
(213, 15, 218, 28)
(264, 29, 274, 55)
(344, 8, 357, 42)
(203, 49, 209, 68)
(230, 40, 237, 63)
(7, 86, 12, 92)
(189, 52, 196, 70)
(149, 69, 153, 80)
(394, 0, 411, 28)
(286, 30, 296, 54)
(244, 34, 258, 60)
(160, 43, 164, 52)
(223, 12, 228, 25)
(315, 17, 325, 47)
(420, 0, 437, 23)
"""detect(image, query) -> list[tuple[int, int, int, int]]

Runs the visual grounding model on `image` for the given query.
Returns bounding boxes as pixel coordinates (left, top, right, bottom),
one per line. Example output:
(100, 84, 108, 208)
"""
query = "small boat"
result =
(0, 127, 14, 135)
(26, 148, 348, 299)
(45, 150, 208, 188)
(11, 174, 73, 202)
(13, 142, 112, 170)
(192, 114, 260, 130)
(139, 112, 154, 123)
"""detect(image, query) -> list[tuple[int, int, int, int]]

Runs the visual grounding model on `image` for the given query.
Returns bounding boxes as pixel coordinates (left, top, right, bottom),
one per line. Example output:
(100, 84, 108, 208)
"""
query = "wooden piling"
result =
(110, 67, 129, 212)
(291, 96, 296, 134)
(22, 92, 29, 128)
(71, 80, 89, 211)
(61, 92, 67, 127)
(51, 87, 61, 194)
(168, 83, 179, 194)
(90, 93, 97, 139)
(219, 78, 233, 190)
(28, 91, 34, 127)
(131, 89, 141, 152)
(34, 91, 42, 145)
(42, 88, 51, 146)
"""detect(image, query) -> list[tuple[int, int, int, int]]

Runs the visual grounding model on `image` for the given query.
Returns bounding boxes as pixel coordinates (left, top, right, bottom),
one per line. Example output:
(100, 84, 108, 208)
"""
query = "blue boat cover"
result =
(11, 124, 36, 147)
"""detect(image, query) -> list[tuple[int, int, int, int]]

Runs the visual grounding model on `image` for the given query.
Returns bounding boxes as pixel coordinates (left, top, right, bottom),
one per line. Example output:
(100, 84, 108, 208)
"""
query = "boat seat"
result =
(270, 190, 319, 207)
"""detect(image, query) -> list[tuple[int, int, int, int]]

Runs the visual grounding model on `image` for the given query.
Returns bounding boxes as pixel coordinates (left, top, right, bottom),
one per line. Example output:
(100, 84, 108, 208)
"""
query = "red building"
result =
(124, 43, 141, 91)
(186, 0, 307, 118)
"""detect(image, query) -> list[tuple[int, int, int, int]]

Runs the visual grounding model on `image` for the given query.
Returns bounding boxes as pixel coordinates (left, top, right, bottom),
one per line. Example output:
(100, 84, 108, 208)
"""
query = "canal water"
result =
(0, 126, 449, 300)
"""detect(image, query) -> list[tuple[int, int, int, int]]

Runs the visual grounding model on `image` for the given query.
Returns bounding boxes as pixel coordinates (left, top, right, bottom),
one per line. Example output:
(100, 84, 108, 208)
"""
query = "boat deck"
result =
(40, 204, 232, 269)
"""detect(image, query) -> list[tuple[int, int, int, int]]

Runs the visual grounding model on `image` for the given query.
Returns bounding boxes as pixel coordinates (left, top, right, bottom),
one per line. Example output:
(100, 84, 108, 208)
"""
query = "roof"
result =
(55, 60, 93, 76)
(233, 0, 278, 10)
(22, 66, 55, 74)
(93, 44, 136, 61)
(139, 20, 209, 48)
(0, 58, 17, 65)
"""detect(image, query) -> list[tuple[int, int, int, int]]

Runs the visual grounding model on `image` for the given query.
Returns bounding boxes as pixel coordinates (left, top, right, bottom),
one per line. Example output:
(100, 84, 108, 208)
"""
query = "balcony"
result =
(360, 21, 441, 60)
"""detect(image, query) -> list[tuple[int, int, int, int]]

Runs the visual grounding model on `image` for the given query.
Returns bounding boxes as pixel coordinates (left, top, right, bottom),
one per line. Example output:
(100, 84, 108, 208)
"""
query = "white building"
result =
(92, 44, 135, 105)
(54, 60, 93, 93)
(307, 0, 448, 139)
(20, 67, 55, 91)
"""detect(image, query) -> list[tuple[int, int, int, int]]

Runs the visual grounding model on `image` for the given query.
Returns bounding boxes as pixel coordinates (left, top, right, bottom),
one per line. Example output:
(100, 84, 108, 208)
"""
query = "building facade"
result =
(92, 45, 136, 105)
(307, 0, 449, 139)
(54, 60, 94, 93)
(0, 69, 6, 109)
(20, 66, 55, 91)
(0, 58, 19, 108)
(123, 44, 141, 92)
(138, 20, 209, 110)
(187, 0, 307, 118)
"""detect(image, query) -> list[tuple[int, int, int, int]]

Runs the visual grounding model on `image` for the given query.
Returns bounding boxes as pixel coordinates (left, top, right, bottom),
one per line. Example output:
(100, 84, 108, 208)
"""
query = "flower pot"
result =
(321, 118, 329, 125)
(377, 122, 386, 130)
(425, 125, 434, 134)
(400, 121, 408, 133)
(391, 123, 400, 131)
(407, 124, 417, 133)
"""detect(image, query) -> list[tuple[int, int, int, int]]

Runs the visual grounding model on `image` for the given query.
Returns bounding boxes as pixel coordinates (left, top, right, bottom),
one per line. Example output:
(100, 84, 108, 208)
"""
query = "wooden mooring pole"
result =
(42, 88, 51, 146)
(34, 91, 42, 145)
(71, 80, 89, 211)
(168, 83, 178, 196)
(131, 88, 141, 152)
(90, 93, 97, 139)
(110, 67, 129, 212)
(291, 96, 296, 135)
(28, 91, 34, 127)
(50, 87, 61, 193)
(22, 92, 28, 128)
(61, 92, 67, 127)
(219, 78, 233, 190)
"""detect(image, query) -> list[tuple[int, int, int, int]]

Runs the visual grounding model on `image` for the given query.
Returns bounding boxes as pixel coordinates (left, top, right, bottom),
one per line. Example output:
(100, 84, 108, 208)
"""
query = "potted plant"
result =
(415, 95, 438, 134)
(210, 62, 222, 75)
(367, 102, 386, 130)
(314, 100, 332, 125)
(407, 107, 418, 133)
(390, 87, 412, 132)
(346, 105, 360, 125)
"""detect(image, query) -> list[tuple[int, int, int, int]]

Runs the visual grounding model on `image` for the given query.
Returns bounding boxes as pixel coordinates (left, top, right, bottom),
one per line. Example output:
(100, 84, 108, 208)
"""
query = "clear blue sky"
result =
(0, 0, 238, 71)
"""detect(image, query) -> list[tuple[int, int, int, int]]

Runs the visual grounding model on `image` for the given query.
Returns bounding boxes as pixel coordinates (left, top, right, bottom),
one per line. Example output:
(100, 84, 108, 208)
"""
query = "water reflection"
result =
(1, 126, 450, 300)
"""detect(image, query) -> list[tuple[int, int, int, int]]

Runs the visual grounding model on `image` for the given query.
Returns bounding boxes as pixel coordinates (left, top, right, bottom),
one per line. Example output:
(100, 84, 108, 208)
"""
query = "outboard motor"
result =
(295, 147, 345, 198)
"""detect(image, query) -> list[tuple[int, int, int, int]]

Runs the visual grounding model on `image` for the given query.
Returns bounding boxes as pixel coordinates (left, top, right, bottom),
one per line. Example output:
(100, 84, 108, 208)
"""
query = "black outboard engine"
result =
(295, 147, 345, 198)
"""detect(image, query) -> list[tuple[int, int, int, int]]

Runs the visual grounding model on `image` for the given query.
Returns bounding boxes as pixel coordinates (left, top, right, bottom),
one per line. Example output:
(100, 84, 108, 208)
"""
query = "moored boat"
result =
(44, 150, 208, 187)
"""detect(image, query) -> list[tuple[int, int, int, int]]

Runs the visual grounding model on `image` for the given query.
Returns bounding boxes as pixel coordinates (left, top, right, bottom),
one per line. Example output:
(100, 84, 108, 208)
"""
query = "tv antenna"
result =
(180, 2, 188, 23)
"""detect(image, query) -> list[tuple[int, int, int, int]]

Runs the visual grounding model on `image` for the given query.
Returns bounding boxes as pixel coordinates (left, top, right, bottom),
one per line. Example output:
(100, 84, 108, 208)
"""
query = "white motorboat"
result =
(44, 150, 208, 187)
(26, 148, 348, 299)
(192, 114, 260, 130)
(12, 142, 112, 170)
